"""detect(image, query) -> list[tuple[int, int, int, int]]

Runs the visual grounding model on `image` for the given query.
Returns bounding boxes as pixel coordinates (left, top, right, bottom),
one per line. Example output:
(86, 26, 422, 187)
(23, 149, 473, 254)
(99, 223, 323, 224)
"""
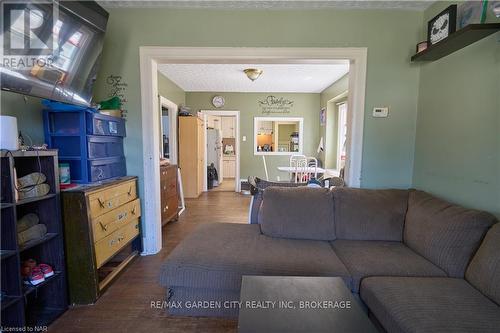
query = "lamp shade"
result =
(244, 68, 263, 81)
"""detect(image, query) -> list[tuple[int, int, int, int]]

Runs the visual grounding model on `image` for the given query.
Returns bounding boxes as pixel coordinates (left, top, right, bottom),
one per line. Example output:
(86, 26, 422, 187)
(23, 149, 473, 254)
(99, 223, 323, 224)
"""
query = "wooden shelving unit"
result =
(411, 23, 500, 62)
(0, 150, 67, 329)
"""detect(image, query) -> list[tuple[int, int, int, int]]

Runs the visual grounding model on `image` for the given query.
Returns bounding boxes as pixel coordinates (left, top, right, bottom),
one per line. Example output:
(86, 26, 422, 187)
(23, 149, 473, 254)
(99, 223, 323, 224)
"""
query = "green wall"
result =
(157, 71, 186, 106)
(0, 91, 45, 144)
(413, 2, 500, 217)
(185, 92, 320, 181)
(319, 74, 349, 169)
(91, 8, 423, 192)
(1, 4, 498, 217)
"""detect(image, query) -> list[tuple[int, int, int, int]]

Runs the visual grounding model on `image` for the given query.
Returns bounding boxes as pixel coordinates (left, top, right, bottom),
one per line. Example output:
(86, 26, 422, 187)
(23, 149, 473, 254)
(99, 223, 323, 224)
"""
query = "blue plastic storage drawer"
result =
(44, 110, 126, 137)
(50, 136, 82, 157)
(89, 157, 126, 182)
(87, 136, 124, 159)
(86, 113, 126, 137)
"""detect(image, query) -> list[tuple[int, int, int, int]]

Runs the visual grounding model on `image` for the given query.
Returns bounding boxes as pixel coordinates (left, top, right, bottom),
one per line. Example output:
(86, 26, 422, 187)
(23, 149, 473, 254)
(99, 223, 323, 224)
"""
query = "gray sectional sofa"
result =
(160, 187, 500, 332)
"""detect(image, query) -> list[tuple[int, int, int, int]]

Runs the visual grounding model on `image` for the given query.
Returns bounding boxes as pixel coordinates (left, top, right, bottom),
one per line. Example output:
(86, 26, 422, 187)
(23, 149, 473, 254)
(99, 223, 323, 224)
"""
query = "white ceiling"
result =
(99, 1, 433, 11)
(158, 63, 350, 93)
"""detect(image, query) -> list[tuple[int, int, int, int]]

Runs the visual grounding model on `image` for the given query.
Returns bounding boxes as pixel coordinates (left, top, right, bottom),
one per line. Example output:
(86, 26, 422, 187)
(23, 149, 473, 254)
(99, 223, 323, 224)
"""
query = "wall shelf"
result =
(411, 23, 500, 62)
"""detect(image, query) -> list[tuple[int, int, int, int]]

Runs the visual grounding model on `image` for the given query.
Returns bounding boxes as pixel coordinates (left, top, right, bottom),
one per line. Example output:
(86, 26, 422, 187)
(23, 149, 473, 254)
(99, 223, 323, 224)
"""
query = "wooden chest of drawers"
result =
(160, 164, 178, 225)
(62, 176, 141, 304)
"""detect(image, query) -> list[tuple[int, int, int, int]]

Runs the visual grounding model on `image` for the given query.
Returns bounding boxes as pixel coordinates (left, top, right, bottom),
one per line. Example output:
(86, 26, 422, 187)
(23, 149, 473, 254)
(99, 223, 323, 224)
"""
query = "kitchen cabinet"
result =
(223, 155, 236, 178)
(207, 115, 222, 130)
(221, 117, 235, 138)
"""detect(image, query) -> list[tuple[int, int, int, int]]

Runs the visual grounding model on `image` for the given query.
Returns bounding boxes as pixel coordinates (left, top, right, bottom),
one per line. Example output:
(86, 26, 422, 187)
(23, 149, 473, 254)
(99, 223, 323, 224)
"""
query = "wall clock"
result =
(427, 5, 457, 45)
(212, 95, 225, 108)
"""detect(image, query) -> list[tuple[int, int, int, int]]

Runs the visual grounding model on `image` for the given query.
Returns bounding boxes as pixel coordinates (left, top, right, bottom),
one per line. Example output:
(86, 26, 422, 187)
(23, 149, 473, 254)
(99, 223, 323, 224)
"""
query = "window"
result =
(254, 117, 303, 155)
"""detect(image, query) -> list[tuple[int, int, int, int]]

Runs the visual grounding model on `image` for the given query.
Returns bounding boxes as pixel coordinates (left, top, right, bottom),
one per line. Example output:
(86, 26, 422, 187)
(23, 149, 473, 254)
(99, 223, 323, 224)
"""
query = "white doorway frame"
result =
(159, 95, 178, 165)
(326, 90, 348, 172)
(201, 110, 241, 193)
(139, 47, 367, 255)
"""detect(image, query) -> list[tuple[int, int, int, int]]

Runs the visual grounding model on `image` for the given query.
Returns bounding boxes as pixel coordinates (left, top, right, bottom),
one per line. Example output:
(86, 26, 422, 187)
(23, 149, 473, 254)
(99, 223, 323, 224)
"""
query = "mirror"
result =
(161, 106, 170, 158)
(159, 96, 178, 164)
(254, 117, 303, 155)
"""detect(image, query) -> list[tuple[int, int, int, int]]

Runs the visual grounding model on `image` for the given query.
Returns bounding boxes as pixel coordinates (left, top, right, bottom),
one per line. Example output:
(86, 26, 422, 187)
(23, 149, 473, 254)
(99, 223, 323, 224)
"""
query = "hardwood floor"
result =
(210, 178, 236, 192)
(49, 191, 251, 333)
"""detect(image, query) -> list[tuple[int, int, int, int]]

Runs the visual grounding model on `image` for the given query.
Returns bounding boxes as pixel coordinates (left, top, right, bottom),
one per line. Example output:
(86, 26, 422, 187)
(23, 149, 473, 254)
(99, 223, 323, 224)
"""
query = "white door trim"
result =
(159, 95, 178, 165)
(201, 110, 241, 193)
(139, 47, 367, 255)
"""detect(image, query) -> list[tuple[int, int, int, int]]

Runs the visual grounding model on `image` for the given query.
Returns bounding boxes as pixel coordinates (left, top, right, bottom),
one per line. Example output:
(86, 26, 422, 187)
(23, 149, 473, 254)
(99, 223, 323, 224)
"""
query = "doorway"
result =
(139, 47, 367, 255)
(201, 110, 241, 193)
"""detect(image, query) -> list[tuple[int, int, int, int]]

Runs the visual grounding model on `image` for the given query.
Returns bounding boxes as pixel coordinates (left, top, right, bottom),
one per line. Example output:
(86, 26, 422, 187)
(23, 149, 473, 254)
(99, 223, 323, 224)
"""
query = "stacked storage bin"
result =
(43, 101, 127, 183)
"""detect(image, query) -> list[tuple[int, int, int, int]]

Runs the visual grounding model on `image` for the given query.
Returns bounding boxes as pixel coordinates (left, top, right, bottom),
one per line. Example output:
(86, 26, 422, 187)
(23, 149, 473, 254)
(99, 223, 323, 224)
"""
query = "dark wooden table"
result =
(238, 276, 378, 333)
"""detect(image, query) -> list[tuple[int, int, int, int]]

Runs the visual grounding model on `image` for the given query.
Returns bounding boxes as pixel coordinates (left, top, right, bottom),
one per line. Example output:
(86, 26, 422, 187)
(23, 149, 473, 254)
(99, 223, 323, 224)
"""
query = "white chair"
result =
(289, 154, 308, 183)
(307, 157, 318, 180)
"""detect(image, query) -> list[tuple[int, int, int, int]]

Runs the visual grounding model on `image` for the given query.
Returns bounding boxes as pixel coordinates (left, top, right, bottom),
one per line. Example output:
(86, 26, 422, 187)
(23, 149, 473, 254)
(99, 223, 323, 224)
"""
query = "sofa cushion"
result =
(331, 240, 446, 293)
(160, 223, 351, 291)
(404, 190, 497, 278)
(466, 223, 500, 306)
(333, 188, 409, 241)
(360, 277, 500, 333)
(259, 187, 336, 240)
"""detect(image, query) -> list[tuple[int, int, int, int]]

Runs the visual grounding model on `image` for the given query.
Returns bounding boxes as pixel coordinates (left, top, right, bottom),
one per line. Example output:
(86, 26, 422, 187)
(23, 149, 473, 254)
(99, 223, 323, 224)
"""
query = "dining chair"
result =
(307, 157, 318, 180)
(289, 154, 308, 183)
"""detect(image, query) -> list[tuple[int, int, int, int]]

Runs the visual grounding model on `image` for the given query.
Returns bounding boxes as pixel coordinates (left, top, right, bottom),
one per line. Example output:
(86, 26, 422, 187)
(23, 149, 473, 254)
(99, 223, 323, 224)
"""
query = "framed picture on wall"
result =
(320, 108, 326, 126)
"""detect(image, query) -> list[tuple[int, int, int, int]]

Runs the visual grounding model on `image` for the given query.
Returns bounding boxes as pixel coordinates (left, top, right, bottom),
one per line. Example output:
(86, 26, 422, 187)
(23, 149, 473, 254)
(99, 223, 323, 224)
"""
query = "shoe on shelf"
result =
(22, 267, 45, 286)
(17, 183, 50, 200)
(17, 224, 47, 246)
(38, 264, 54, 278)
(17, 172, 47, 189)
(17, 213, 40, 233)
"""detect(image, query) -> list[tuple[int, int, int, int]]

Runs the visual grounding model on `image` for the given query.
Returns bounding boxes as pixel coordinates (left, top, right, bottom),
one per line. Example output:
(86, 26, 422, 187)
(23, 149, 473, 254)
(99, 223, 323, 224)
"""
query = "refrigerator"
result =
(206, 128, 223, 185)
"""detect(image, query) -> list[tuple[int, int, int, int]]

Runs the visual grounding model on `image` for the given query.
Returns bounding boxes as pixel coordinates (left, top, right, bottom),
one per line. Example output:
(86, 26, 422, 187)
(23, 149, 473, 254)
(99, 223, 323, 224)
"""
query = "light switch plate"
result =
(373, 107, 389, 118)
(242, 136, 247, 142)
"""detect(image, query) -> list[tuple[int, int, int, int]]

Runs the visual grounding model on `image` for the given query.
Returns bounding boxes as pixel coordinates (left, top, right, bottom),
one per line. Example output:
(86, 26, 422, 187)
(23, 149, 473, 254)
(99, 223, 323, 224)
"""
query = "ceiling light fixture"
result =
(244, 68, 263, 81)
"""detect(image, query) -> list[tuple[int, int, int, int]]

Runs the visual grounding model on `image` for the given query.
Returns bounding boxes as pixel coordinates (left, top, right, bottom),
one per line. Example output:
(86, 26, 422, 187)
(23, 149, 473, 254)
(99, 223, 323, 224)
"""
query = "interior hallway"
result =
(210, 178, 236, 192)
(49, 191, 250, 333)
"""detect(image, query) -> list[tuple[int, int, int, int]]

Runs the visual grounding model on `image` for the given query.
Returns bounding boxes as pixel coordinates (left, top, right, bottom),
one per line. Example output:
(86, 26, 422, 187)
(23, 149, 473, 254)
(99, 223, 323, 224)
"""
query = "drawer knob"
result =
(97, 198, 105, 208)
(163, 185, 167, 190)
(166, 205, 169, 210)
(132, 206, 137, 215)
(127, 186, 133, 196)
(99, 222, 108, 231)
